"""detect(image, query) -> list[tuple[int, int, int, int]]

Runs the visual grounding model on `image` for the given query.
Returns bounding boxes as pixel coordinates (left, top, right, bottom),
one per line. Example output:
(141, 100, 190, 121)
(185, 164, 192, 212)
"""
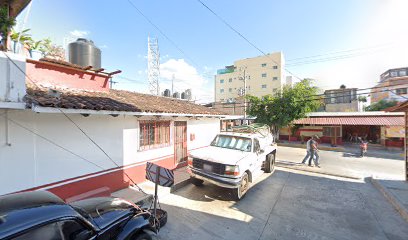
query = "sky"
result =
(15, 0, 408, 103)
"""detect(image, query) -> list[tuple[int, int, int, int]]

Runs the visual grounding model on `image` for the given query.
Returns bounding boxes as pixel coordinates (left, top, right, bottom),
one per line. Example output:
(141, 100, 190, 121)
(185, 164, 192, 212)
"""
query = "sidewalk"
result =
(278, 141, 404, 159)
(278, 141, 345, 152)
(370, 178, 408, 222)
(112, 166, 191, 206)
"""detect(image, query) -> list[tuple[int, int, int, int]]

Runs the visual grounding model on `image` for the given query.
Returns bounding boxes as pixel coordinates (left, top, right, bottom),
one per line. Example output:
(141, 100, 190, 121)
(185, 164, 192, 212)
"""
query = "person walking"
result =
(308, 135, 320, 167)
(301, 136, 315, 164)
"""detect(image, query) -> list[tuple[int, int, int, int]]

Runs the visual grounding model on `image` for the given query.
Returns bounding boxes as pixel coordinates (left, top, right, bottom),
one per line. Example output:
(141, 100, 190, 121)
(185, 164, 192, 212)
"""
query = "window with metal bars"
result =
(139, 121, 171, 150)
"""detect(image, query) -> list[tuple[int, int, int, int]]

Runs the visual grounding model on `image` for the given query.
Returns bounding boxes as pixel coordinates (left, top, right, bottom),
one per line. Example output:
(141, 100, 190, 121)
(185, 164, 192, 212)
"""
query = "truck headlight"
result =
(188, 157, 193, 166)
(225, 165, 240, 176)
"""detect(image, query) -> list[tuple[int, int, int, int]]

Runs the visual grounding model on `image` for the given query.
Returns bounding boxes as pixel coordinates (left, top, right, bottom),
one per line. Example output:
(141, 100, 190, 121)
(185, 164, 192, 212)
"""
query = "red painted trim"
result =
(13, 145, 208, 196)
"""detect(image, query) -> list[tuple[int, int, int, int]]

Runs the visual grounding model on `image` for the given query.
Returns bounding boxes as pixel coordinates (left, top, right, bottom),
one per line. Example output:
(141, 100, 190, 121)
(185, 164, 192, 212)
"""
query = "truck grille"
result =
(192, 158, 225, 175)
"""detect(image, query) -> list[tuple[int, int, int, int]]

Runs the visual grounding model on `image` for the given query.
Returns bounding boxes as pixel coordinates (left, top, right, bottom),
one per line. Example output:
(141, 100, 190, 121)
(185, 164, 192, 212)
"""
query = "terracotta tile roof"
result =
(293, 116, 404, 126)
(39, 58, 87, 70)
(25, 84, 226, 115)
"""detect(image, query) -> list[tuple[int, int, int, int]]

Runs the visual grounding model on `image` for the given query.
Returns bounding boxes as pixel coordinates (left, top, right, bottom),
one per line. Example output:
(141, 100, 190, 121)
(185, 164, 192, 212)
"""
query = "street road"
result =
(276, 146, 405, 180)
(157, 168, 408, 240)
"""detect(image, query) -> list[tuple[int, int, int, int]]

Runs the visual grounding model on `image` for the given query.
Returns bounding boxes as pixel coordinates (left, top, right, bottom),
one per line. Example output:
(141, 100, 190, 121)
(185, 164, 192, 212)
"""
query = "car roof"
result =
(0, 191, 64, 214)
(0, 191, 81, 239)
(218, 132, 263, 139)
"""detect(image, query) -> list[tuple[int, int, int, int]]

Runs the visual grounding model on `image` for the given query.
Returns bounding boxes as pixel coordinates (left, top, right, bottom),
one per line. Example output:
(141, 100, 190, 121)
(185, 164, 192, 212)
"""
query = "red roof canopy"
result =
(293, 116, 404, 126)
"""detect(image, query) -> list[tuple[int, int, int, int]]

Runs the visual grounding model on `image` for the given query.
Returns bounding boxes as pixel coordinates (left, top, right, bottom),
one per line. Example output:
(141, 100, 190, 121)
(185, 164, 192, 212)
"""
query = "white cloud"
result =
(70, 30, 90, 38)
(99, 44, 108, 49)
(160, 59, 213, 103)
(296, 0, 408, 93)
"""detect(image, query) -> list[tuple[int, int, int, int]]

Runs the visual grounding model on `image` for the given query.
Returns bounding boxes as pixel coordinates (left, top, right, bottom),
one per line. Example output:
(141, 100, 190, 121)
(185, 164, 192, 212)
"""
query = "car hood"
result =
(70, 197, 134, 229)
(190, 146, 251, 165)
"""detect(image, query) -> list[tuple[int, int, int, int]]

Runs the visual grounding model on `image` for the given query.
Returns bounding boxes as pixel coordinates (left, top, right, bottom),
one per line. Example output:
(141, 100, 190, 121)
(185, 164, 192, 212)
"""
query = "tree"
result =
(0, 5, 16, 51)
(246, 79, 321, 140)
(39, 38, 65, 60)
(358, 96, 367, 103)
(365, 99, 398, 111)
(340, 84, 346, 89)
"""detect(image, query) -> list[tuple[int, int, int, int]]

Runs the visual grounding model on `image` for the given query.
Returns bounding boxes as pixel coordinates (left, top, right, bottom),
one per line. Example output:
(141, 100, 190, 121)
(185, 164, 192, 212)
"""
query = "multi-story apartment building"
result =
(371, 67, 408, 103)
(324, 87, 362, 112)
(214, 52, 285, 102)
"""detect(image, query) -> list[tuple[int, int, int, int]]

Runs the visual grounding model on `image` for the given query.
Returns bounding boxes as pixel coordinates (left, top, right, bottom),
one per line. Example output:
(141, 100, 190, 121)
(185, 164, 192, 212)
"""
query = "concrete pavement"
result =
(153, 168, 408, 240)
(276, 146, 405, 180)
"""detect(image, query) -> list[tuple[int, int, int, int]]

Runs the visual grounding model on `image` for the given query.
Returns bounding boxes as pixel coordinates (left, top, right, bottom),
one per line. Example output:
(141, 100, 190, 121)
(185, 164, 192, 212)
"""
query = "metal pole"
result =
(243, 69, 247, 123)
(154, 166, 159, 227)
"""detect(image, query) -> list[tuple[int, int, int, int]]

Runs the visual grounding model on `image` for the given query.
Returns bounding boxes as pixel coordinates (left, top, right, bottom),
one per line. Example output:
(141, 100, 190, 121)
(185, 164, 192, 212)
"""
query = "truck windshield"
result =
(210, 135, 252, 152)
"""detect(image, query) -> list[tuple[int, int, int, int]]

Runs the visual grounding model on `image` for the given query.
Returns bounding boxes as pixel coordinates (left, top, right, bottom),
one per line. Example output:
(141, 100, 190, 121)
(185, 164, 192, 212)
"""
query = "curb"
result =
(134, 194, 154, 208)
(276, 165, 361, 180)
(277, 143, 345, 152)
(369, 177, 408, 223)
(170, 178, 191, 193)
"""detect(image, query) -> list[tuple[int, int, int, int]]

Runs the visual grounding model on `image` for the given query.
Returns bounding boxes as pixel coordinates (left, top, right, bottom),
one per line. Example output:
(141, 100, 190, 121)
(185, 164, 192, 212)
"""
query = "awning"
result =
(293, 116, 404, 126)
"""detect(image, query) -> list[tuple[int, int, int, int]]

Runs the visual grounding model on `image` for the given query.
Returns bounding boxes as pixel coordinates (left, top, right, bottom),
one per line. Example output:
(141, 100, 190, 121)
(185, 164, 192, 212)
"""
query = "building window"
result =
(229, 88, 232, 92)
(261, 63, 267, 67)
(139, 121, 170, 150)
(391, 71, 398, 77)
(262, 73, 267, 78)
(273, 77, 278, 80)
(273, 66, 278, 69)
(261, 84, 267, 89)
(395, 88, 407, 95)
(220, 89, 224, 93)
(220, 79, 224, 83)
(229, 78, 232, 82)
(399, 70, 407, 77)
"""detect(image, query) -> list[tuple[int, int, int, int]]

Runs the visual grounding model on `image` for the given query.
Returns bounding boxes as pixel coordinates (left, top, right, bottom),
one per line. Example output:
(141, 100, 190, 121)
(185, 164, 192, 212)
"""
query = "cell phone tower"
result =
(147, 36, 160, 95)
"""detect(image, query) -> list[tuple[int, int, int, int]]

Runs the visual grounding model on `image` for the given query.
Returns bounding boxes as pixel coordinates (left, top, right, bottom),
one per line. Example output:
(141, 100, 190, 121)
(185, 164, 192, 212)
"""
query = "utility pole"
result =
(109, 78, 118, 89)
(171, 74, 175, 95)
(238, 67, 248, 122)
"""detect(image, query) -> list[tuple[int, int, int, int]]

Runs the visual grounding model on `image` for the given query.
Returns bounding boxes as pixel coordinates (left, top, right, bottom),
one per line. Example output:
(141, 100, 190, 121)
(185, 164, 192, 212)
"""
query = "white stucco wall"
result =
(0, 109, 220, 195)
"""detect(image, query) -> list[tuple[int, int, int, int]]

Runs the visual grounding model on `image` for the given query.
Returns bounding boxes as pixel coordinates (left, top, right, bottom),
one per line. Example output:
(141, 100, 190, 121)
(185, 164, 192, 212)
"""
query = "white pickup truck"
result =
(187, 124, 277, 200)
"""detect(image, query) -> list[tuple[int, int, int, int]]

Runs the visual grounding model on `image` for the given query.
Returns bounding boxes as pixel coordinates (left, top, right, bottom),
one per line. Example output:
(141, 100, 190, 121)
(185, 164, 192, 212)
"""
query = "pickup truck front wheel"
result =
(234, 172, 249, 200)
(264, 153, 276, 173)
(190, 177, 204, 186)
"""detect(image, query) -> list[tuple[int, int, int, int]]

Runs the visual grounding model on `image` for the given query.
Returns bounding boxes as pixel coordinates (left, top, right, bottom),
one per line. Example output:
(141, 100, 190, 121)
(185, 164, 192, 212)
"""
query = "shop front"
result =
(280, 112, 404, 148)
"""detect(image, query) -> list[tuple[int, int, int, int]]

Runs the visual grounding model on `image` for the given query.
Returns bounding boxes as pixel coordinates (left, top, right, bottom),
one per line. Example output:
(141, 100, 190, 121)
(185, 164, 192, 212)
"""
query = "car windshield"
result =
(211, 135, 252, 152)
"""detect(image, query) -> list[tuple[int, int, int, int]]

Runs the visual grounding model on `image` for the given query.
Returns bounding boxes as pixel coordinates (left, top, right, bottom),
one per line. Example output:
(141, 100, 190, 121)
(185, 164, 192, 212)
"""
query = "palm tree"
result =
(0, 5, 16, 51)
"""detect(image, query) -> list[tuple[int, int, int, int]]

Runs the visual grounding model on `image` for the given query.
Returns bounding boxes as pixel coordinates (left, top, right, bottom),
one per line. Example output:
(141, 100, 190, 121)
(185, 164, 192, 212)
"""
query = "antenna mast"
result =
(148, 36, 160, 95)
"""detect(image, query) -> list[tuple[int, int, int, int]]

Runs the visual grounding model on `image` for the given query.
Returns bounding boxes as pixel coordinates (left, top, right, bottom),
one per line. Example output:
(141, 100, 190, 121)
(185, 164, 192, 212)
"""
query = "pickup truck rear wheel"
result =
(190, 177, 204, 186)
(234, 172, 249, 200)
(264, 153, 276, 173)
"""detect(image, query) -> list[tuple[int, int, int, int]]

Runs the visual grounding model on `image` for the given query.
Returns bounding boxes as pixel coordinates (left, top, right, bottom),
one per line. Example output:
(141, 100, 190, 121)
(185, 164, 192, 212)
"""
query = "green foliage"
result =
(10, 28, 32, 43)
(27, 39, 43, 51)
(340, 84, 346, 89)
(365, 99, 398, 111)
(246, 79, 321, 136)
(0, 5, 16, 51)
(357, 96, 367, 103)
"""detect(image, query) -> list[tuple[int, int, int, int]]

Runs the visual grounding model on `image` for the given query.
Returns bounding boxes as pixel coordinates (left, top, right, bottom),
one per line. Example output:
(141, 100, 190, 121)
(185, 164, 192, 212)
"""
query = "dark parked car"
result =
(0, 190, 155, 240)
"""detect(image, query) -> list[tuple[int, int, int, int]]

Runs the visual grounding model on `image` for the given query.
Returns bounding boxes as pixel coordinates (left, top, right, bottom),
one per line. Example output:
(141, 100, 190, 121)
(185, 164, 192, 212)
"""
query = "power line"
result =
(286, 44, 390, 62)
(286, 49, 387, 67)
(3, 52, 148, 195)
(196, 0, 303, 81)
(6, 116, 106, 170)
(126, 0, 199, 68)
(219, 85, 408, 106)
